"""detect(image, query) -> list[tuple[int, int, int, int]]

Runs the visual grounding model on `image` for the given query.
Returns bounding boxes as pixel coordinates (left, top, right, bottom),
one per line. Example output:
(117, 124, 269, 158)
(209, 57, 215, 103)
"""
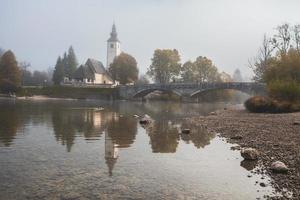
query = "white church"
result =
(71, 24, 121, 85)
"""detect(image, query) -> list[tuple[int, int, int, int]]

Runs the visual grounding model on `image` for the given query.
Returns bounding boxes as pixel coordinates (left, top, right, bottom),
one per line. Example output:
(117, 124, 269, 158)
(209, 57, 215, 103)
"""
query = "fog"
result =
(1, 0, 300, 79)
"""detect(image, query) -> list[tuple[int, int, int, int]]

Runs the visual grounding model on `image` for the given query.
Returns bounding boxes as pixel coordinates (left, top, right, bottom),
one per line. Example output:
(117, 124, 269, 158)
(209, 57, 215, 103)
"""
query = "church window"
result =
(110, 44, 114, 48)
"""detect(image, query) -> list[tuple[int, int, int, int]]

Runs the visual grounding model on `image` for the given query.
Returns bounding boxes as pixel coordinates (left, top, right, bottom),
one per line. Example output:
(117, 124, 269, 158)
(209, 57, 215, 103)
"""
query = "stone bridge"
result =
(118, 82, 266, 100)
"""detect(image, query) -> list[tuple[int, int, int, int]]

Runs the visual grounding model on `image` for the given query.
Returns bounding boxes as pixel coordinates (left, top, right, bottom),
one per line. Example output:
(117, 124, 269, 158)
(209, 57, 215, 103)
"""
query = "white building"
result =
(106, 23, 121, 68)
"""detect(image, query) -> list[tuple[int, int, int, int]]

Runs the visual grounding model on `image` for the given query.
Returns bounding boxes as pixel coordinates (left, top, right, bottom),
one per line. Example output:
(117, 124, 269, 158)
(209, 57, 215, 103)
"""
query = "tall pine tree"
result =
(52, 56, 64, 85)
(66, 46, 78, 78)
(0, 50, 21, 87)
(62, 52, 68, 77)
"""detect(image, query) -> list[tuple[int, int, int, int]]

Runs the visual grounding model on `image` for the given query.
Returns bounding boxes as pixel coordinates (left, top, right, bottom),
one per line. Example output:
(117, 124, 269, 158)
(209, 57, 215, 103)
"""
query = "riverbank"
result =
(189, 109, 300, 199)
(16, 86, 118, 100)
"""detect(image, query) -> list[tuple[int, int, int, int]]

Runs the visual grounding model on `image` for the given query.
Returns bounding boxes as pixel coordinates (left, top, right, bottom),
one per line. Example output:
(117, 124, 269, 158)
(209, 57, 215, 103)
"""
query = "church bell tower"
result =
(107, 23, 121, 68)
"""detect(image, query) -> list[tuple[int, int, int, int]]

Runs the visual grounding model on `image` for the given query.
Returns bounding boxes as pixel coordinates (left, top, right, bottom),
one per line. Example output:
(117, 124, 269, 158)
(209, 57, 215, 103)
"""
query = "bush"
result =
(244, 96, 300, 113)
(0, 79, 18, 94)
(267, 80, 300, 101)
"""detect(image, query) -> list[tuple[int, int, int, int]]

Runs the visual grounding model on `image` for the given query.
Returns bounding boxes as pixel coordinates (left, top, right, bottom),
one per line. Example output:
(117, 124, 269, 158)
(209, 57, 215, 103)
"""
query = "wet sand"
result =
(189, 108, 300, 199)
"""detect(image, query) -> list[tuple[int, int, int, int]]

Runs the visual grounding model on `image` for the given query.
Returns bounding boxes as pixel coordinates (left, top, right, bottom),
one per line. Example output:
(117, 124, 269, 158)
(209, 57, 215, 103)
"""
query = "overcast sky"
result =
(1, 0, 300, 79)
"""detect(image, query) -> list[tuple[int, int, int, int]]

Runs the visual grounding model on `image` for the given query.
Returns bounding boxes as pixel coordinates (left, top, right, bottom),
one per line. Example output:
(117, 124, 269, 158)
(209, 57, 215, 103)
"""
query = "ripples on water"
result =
(0, 99, 277, 199)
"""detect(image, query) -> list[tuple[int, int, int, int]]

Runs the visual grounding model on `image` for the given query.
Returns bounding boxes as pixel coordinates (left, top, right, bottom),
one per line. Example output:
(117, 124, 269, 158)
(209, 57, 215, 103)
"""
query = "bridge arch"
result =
(190, 88, 254, 98)
(132, 88, 182, 98)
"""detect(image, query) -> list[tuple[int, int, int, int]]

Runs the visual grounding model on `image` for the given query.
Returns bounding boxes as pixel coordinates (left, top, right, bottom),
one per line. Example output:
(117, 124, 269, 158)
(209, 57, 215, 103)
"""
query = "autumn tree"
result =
(181, 61, 195, 82)
(52, 56, 64, 85)
(147, 49, 181, 83)
(181, 56, 220, 83)
(0, 50, 21, 92)
(109, 53, 139, 84)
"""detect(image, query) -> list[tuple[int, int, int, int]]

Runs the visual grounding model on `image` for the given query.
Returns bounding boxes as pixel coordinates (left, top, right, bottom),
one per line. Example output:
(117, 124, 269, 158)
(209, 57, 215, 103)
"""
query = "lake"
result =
(0, 99, 277, 199)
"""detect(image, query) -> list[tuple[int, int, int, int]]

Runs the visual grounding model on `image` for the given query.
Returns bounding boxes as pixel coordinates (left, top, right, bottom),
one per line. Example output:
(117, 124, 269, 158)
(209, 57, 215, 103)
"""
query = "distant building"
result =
(73, 58, 113, 84)
(66, 23, 121, 85)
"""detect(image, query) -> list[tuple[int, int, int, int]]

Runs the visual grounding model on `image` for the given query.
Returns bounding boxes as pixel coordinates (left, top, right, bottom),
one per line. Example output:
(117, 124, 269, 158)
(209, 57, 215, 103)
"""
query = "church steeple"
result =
(107, 23, 119, 42)
(107, 23, 121, 68)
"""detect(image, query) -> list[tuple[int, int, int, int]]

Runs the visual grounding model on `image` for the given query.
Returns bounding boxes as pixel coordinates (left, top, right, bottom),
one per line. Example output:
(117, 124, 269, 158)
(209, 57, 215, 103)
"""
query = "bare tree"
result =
(273, 23, 291, 55)
(293, 24, 300, 51)
(249, 34, 275, 82)
(19, 61, 31, 86)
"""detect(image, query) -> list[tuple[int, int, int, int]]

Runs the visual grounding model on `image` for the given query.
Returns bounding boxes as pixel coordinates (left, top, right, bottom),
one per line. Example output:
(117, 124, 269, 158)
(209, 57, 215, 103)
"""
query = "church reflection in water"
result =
(105, 131, 119, 176)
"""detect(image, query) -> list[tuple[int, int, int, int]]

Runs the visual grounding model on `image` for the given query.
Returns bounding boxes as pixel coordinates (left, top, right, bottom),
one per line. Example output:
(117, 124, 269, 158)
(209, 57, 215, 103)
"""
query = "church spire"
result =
(107, 23, 119, 42)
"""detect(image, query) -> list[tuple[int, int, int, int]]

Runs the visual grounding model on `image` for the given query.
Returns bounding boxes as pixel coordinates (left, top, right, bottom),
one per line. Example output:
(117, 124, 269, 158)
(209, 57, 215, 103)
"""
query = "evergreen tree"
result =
(66, 46, 78, 78)
(62, 52, 68, 77)
(0, 50, 21, 87)
(52, 56, 64, 85)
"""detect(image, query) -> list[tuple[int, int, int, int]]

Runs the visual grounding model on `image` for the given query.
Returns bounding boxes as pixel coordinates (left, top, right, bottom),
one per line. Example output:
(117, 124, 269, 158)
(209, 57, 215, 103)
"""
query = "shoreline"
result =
(189, 108, 300, 199)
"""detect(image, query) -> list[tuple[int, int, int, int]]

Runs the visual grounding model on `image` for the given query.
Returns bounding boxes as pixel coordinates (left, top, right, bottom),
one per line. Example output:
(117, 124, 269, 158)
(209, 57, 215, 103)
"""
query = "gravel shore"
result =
(190, 108, 300, 199)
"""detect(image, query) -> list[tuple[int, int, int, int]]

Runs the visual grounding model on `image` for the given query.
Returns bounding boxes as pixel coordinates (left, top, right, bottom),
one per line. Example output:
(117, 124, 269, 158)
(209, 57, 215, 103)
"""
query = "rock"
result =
(133, 114, 139, 118)
(293, 121, 300, 125)
(241, 148, 259, 160)
(209, 112, 217, 115)
(230, 135, 243, 140)
(139, 115, 152, 125)
(260, 182, 267, 187)
(181, 129, 190, 134)
(270, 161, 288, 173)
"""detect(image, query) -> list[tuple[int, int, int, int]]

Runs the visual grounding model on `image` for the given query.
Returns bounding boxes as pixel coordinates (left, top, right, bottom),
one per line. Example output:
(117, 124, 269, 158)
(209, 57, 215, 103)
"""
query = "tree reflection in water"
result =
(51, 109, 117, 152)
(144, 119, 215, 153)
(0, 106, 20, 147)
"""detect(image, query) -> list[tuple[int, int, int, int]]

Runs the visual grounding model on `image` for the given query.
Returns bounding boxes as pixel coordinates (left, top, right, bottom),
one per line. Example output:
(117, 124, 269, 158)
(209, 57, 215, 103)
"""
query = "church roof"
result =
(107, 23, 120, 42)
(86, 58, 107, 74)
(73, 65, 93, 79)
(73, 58, 113, 81)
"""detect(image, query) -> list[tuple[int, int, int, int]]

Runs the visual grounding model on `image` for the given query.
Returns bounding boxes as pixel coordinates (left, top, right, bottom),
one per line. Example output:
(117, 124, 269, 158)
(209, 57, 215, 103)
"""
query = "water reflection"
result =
(105, 131, 119, 176)
(0, 100, 278, 199)
(144, 120, 215, 153)
(0, 106, 20, 147)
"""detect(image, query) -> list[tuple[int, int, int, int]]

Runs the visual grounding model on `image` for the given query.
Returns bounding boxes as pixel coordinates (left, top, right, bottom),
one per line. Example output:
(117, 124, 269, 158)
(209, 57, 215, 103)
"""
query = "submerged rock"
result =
(139, 115, 152, 125)
(209, 112, 217, 115)
(293, 121, 300, 125)
(270, 161, 288, 173)
(230, 135, 243, 140)
(241, 148, 259, 160)
(181, 129, 190, 134)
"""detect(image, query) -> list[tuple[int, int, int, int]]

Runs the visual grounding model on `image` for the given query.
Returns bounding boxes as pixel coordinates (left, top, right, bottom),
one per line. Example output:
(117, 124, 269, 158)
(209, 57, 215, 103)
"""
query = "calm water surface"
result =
(0, 99, 277, 199)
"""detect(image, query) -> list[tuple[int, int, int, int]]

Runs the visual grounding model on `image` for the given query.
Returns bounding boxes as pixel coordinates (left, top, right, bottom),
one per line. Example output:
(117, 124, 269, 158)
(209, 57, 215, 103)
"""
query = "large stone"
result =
(241, 148, 259, 160)
(293, 121, 300, 125)
(270, 161, 288, 173)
